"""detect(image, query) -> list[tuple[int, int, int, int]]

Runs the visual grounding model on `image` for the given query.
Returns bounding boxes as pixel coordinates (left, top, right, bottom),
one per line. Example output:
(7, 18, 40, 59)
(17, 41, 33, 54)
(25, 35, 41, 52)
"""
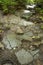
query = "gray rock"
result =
(18, 20, 34, 26)
(21, 32, 33, 41)
(15, 49, 33, 64)
(0, 42, 4, 50)
(23, 10, 31, 14)
(15, 27, 24, 34)
(21, 12, 32, 20)
(3, 32, 22, 49)
(15, 49, 39, 64)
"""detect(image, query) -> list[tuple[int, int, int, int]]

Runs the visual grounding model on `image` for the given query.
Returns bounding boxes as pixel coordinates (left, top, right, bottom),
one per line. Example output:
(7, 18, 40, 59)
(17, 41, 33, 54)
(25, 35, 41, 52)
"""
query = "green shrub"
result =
(0, 0, 27, 14)
(0, 0, 18, 14)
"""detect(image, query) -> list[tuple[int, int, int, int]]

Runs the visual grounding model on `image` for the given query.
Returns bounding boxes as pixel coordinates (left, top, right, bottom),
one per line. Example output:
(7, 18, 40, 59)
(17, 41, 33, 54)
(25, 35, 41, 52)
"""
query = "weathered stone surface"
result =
(20, 31, 33, 41)
(18, 20, 34, 26)
(3, 32, 22, 49)
(15, 49, 33, 64)
(15, 49, 39, 64)
(0, 42, 4, 50)
(0, 12, 43, 65)
(40, 24, 43, 29)
(41, 40, 43, 44)
(15, 27, 24, 34)
(23, 10, 31, 14)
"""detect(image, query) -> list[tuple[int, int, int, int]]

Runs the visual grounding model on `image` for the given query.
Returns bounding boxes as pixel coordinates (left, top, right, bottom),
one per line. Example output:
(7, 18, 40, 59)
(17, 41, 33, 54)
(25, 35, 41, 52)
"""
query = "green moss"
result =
(40, 16, 43, 20)
(40, 25, 43, 29)
(32, 36, 40, 39)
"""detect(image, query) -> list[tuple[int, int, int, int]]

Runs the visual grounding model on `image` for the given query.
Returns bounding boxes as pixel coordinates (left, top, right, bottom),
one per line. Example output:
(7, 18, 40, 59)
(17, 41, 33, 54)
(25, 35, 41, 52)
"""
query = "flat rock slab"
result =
(15, 49, 33, 64)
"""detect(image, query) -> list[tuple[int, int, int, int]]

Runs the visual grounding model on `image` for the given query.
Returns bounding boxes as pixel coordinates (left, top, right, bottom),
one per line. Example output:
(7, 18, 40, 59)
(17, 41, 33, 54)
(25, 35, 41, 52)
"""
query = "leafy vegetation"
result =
(27, 0, 35, 4)
(0, 0, 43, 14)
(0, 0, 29, 14)
(34, 0, 43, 14)
(0, 0, 17, 14)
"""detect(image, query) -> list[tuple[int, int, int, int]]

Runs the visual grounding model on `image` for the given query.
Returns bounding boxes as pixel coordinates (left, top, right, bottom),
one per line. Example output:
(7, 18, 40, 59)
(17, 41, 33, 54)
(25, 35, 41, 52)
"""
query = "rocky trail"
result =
(0, 5, 43, 65)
